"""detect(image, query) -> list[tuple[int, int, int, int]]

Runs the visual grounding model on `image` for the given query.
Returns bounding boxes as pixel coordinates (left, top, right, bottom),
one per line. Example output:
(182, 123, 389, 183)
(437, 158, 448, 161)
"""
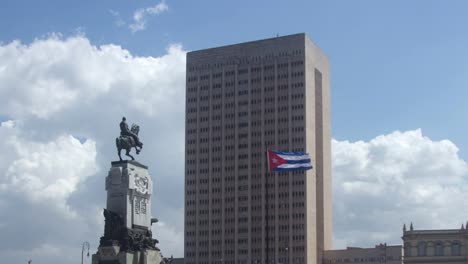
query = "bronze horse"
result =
(116, 124, 143, 161)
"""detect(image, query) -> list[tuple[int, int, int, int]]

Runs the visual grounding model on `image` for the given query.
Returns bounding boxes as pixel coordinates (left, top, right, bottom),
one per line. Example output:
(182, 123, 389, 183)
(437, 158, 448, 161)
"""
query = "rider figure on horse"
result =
(120, 117, 142, 146)
(117, 117, 143, 161)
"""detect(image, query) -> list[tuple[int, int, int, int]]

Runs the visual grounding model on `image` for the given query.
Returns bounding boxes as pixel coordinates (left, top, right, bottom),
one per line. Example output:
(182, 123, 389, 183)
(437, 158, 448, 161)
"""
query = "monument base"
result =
(94, 160, 161, 264)
(92, 245, 162, 264)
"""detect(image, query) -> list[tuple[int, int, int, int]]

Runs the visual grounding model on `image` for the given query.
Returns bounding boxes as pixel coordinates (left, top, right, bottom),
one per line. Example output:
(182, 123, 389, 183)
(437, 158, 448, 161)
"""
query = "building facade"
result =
(323, 244, 403, 264)
(402, 223, 468, 264)
(184, 33, 332, 264)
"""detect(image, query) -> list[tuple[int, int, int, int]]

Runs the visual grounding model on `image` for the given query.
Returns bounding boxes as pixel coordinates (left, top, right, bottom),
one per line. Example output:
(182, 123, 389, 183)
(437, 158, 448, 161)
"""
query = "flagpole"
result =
(266, 149, 270, 171)
(265, 148, 270, 264)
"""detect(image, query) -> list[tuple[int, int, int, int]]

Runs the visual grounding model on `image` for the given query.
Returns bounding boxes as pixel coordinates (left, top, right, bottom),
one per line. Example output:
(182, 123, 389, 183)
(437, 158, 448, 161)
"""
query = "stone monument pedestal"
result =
(92, 161, 162, 264)
(92, 246, 161, 264)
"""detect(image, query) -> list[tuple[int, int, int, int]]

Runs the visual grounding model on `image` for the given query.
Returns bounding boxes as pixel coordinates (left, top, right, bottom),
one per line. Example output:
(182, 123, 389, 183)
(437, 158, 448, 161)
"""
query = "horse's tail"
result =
(116, 137, 120, 149)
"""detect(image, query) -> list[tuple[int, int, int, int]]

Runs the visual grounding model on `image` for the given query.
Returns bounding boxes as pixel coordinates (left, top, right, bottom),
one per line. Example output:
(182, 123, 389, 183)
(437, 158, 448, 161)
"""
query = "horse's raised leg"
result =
(126, 148, 135, 160)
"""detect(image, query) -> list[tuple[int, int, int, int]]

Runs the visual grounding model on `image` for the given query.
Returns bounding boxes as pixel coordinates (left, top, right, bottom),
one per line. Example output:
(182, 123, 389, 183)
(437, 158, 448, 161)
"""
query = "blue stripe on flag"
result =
(285, 159, 311, 164)
(268, 149, 313, 172)
(271, 150, 309, 156)
(273, 166, 313, 172)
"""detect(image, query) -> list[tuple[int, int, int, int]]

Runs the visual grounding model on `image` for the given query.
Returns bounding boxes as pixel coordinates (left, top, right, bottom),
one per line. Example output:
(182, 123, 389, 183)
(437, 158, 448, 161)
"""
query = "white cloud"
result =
(1, 120, 15, 128)
(0, 34, 186, 264)
(332, 129, 468, 248)
(0, 120, 100, 263)
(0, 130, 98, 216)
(0, 34, 184, 119)
(2, 32, 467, 263)
(0, 118, 99, 217)
(109, 9, 126, 27)
(129, 1, 169, 33)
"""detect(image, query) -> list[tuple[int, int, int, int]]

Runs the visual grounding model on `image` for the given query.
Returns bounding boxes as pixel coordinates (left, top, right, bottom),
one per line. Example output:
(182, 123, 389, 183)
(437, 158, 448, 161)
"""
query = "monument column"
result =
(92, 118, 163, 264)
(92, 160, 162, 264)
(106, 161, 153, 230)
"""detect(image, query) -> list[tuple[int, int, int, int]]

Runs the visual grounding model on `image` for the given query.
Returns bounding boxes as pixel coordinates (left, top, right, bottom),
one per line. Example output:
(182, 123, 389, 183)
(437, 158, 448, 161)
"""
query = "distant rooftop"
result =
(170, 257, 184, 264)
(403, 222, 468, 236)
(187, 33, 307, 55)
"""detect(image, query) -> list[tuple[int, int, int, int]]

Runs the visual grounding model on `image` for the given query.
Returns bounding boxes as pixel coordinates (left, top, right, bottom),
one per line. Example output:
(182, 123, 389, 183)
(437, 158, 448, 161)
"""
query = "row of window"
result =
(188, 126, 304, 136)
(325, 256, 400, 263)
(186, 235, 306, 245)
(187, 177, 303, 188)
(187, 135, 304, 145)
(188, 49, 304, 71)
(186, 209, 305, 219)
(186, 214, 274, 227)
(187, 114, 304, 124)
(189, 107, 304, 119)
(186, 147, 305, 156)
(187, 81, 305, 94)
(190, 72, 303, 89)
(187, 93, 305, 106)
(186, 201, 305, 214)
(405, 240, 462, 257)
(187, 58, 304, 74)
(186, 177, 303, 186)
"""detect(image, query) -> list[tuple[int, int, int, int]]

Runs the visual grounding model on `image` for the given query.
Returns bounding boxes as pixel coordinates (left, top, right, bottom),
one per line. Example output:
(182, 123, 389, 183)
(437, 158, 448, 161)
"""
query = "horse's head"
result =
(131, 124, 140, 135)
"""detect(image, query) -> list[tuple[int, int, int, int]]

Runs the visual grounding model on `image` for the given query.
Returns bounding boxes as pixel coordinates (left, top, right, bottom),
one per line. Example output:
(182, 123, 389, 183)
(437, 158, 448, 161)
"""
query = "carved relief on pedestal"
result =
(134, 174, 149, 194)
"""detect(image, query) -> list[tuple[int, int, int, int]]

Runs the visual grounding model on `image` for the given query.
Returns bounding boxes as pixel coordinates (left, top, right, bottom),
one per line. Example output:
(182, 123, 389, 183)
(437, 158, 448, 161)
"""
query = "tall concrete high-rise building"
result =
(184, 33, 331, 264)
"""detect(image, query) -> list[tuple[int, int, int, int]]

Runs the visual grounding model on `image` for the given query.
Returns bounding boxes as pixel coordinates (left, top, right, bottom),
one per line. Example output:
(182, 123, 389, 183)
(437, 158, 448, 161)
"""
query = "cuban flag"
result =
(267, 149, 313, 172)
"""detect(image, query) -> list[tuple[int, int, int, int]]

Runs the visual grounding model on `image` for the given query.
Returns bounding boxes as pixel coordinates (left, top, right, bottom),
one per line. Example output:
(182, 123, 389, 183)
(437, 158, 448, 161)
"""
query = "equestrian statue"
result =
(116, 117, 143, 161)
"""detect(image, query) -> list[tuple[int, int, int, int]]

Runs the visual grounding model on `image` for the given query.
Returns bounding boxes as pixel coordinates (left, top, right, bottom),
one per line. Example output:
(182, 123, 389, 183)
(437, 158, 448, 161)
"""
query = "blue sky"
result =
(2, 0, 467, 156)
(1, 0, 468, 263)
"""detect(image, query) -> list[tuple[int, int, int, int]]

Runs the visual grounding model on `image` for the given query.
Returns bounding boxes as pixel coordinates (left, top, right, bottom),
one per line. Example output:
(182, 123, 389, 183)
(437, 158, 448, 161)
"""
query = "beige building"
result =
(323, 244, 403, 264)
(184, 33, 332, 264)
(402, 223, 468, 264)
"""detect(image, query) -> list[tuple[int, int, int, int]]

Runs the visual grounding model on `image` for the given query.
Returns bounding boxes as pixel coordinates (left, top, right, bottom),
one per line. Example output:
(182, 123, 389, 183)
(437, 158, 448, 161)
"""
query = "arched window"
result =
(404, 242, 412, 257)
(435, 241, 444, 256)
(452, 241, 461, 256)
(418, 241, 427, 256)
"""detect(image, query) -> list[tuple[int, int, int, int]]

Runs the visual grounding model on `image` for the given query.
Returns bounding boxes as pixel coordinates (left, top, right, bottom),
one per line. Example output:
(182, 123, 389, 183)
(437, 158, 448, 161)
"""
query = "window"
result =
(435, 241, 444, 256)
(187, 76, 198, 82)
(238, 69, 248, 75)
(452, 241, 461, 256)
(238, 79, 248, 85)
(417, 241, 426, 256)
(238, 122, 248, 128)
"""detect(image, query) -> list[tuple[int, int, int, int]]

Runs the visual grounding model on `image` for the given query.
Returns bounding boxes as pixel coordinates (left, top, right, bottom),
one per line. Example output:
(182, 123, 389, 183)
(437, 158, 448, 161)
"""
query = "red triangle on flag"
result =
(267, 150, 287, 171)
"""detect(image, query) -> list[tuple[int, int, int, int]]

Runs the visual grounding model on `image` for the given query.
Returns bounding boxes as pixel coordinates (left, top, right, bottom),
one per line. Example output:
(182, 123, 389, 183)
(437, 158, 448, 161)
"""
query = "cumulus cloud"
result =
(0, 34, 186, 264)
(332, 129, 468, 248)
(0, 128, 98, 216)
(2, 33, 467, 263)
(129, 1, 169, 33)
(0, 34, 185, 119)
(0, 120, 100, 262)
